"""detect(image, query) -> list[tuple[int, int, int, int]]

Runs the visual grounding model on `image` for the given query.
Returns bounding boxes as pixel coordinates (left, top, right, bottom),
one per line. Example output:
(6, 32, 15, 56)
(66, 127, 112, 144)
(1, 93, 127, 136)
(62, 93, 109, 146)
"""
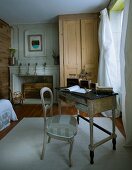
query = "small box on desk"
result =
(67, 78, 92, 89)
(67, 78, 79, 87)
(89, 82, 98, 90)
(80, 80, 91, 89)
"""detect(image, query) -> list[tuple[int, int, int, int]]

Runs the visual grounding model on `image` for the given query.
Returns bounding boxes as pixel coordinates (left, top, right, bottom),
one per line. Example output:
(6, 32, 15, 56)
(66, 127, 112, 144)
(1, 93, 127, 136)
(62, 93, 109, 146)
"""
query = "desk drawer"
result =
(75, 103, 89, 113)
(59, 92, 87, 105)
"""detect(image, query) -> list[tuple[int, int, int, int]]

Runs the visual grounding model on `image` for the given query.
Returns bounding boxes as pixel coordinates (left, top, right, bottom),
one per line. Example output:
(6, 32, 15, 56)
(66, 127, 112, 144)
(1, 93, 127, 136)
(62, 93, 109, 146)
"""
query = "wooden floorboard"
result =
(0, 104, 126, 140)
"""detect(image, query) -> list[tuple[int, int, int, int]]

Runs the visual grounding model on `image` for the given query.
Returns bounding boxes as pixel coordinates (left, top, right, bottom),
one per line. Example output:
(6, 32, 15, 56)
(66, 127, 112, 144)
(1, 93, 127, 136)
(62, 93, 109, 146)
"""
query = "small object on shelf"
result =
(52, 50, 59, 65)
(34, 63, 38, 75)
(9, 48, 16, 65)
(18, 63, 22, 75)
(43, 62, 46, 67)
(26, 63, 30, 75)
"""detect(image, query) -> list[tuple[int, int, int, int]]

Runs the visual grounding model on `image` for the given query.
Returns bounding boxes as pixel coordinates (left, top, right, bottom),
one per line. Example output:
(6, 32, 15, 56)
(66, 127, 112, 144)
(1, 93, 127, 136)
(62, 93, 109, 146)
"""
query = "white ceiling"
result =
(0, 0, 110, 25)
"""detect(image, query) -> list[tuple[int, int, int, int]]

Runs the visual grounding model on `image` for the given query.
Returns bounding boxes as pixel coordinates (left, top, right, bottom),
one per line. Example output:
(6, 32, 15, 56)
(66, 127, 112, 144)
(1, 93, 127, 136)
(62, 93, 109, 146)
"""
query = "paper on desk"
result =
(67, 85, 86, 94)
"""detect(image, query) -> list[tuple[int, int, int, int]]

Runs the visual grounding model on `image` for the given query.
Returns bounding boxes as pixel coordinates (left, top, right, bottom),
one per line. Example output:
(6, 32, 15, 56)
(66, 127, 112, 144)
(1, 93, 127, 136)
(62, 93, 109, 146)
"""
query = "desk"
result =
(56, 88, 117, 164)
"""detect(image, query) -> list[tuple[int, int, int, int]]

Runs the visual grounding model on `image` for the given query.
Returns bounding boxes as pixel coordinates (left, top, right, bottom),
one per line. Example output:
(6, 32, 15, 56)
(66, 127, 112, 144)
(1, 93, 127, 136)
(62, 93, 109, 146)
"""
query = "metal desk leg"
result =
(90, 150, 94, 164)
(112, 109, 117, 150)
(89, 116, 94, 164)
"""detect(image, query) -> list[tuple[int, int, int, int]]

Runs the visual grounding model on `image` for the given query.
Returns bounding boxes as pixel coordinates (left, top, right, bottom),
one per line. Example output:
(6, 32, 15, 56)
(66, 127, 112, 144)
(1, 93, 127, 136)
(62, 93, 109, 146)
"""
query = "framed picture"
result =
(28, 34, 42, 51)
(25, 30, 46, 57)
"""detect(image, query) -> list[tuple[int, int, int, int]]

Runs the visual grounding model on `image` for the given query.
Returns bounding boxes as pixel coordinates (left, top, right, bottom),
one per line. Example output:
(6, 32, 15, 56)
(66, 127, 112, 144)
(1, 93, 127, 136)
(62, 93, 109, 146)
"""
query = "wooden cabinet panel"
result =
(59, 18, 82, 86)
(59, 14, 99, 86)
(63, 20, 81, 66)
(81, 19, 99, 82)
(62, 19, 81, 86)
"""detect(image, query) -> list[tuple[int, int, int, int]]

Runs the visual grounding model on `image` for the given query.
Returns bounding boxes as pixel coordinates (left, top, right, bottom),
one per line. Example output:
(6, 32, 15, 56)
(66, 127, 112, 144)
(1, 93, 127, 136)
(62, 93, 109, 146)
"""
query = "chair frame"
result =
(40, 87, 77, 167)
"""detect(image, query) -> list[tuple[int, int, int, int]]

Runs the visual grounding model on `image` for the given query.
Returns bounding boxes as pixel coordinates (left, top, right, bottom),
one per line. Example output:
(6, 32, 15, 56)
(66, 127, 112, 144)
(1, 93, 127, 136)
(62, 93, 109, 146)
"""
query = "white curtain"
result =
(121, 0, 132, 147)
(98, 8, 121, 117)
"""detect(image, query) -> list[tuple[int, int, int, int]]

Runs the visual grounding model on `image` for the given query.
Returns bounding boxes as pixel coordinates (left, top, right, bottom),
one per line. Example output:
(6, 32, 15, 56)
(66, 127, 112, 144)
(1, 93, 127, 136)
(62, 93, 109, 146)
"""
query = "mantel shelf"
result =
(17, 74, 47, 77)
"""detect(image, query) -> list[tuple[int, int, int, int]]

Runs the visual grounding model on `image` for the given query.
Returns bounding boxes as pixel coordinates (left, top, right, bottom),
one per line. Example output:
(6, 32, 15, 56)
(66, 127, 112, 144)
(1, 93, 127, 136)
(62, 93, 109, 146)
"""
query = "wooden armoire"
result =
(59, 13, 99, 87)
(0, 19, 11, 99)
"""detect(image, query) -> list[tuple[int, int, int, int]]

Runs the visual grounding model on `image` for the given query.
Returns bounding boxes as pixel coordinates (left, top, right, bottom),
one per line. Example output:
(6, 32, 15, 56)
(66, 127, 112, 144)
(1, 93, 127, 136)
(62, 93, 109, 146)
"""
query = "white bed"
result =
(0, 99, 18, 131)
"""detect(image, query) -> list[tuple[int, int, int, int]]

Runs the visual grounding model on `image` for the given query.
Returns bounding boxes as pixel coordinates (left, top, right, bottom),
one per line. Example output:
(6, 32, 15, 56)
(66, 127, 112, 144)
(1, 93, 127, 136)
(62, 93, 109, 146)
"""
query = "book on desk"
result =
(96, 86, 113, 95)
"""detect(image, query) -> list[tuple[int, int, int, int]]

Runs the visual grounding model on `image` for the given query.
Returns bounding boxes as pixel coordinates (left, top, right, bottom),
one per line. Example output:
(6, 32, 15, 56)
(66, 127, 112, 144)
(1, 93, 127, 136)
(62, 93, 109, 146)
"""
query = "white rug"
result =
(0, 117, 132, 170)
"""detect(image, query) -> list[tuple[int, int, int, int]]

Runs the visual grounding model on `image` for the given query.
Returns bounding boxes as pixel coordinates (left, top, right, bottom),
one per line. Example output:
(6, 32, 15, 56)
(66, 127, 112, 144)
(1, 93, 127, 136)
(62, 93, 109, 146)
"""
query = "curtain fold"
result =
(98, 8, 121, 117)
(121, 0, 132, 147)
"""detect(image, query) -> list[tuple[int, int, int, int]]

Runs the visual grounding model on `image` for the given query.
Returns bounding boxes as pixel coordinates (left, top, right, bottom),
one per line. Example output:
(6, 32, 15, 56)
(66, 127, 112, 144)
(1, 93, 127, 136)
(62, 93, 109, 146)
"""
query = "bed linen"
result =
(0, 99, 18, 131)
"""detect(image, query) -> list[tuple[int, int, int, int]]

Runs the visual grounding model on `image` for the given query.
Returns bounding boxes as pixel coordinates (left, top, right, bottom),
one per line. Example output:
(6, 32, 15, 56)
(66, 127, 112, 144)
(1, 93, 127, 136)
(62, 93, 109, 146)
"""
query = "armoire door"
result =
(81, 19, 99, 83)
(59, 14, 99, 87)
(62, 19, 81, 86)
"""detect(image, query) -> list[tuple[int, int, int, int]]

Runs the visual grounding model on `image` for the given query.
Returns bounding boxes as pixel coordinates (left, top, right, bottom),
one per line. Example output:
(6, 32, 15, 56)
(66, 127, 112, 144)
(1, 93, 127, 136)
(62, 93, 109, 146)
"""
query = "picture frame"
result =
(25, 30, 46, 57)
(28, 34, 42, 51)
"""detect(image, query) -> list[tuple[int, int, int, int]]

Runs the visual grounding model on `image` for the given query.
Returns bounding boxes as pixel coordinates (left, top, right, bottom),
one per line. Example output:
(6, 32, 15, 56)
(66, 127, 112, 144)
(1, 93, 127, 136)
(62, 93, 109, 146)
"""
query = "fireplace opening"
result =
(22, 75, 53, 99)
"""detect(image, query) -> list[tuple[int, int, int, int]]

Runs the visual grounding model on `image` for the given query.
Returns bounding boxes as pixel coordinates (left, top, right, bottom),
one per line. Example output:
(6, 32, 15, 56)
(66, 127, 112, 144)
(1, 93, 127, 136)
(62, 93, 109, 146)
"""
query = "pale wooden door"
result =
(63, 19, 81, 86)
(81, 19, 99, 82)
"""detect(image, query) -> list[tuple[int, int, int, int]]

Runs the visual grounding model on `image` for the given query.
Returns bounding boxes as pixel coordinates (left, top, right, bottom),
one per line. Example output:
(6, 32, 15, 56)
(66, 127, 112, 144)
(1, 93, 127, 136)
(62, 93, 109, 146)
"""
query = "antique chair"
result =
(40, 87, 78, 167)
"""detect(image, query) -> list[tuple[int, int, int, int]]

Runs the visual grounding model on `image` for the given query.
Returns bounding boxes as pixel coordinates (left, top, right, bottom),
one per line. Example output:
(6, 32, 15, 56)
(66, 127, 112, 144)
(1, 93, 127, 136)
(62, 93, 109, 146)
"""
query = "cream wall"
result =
(11, 23, 59, 66)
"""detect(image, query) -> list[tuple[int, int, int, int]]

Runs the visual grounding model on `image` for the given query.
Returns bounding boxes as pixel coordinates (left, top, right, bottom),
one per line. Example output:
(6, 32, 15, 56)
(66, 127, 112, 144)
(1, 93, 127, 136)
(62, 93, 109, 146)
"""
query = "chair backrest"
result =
(40, 87, 53, 117)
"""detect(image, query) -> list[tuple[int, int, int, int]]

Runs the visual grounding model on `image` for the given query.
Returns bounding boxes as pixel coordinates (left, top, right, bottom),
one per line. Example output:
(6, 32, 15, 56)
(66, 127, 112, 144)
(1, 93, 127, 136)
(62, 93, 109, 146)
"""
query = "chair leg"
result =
(48, 136, 51, 143)
(69, 139, 74, 167)
(41, 133, 47, 160)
